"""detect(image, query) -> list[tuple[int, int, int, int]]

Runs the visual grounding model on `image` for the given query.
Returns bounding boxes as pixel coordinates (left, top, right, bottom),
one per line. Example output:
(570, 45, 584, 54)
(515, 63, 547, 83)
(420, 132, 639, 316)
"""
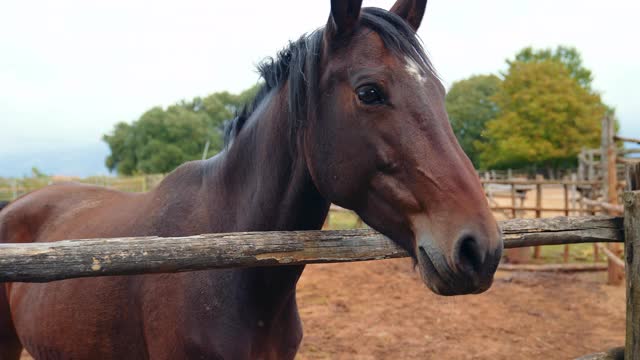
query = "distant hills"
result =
(0, 142, 110, 178)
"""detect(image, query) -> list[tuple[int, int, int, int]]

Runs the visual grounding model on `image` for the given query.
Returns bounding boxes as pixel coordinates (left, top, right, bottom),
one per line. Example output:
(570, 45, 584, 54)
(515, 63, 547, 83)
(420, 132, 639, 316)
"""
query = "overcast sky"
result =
(0, 0, 638, 174)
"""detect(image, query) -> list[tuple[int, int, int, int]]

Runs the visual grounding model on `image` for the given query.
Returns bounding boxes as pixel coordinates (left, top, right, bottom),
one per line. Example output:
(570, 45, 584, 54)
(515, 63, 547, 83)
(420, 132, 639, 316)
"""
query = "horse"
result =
(0, 0, 503, 358)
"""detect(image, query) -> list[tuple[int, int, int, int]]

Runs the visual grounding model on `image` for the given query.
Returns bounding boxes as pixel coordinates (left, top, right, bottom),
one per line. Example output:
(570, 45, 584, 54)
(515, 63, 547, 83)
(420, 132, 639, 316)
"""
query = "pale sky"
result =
(0, 0, 638, 175)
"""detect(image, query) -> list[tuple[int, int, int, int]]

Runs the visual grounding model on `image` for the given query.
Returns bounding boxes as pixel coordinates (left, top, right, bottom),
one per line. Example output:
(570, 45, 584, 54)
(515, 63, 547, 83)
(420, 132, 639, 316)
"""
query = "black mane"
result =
(223, 7, 435, 147)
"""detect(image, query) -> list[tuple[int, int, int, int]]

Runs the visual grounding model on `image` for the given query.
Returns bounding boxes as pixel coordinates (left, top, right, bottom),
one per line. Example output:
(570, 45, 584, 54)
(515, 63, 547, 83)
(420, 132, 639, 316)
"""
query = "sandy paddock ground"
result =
(296, 260, 624, 360)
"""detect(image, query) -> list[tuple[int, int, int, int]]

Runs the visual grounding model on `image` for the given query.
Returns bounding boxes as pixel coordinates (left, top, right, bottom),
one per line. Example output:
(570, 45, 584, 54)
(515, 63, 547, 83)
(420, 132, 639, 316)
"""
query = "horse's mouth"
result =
(417, 246, 491, 296)
(416, 246, 446, 294)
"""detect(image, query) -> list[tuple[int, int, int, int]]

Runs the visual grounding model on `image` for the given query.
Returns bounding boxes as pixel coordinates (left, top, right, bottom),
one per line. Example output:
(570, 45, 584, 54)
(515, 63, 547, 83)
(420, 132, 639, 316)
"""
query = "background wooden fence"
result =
(0, 174, 165, 201)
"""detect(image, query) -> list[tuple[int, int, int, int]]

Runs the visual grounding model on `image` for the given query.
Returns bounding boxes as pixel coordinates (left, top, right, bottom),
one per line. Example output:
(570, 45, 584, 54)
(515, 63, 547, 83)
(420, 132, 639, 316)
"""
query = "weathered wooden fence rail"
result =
(0, 215, 623, 283)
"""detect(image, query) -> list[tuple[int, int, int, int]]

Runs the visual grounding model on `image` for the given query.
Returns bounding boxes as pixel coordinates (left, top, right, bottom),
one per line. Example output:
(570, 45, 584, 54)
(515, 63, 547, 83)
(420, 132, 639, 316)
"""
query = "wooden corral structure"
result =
(575, 117, 639, 285)
(481, 177, 602, 267)
(1, 164, 640, 359)
(477, 117, 639, 286)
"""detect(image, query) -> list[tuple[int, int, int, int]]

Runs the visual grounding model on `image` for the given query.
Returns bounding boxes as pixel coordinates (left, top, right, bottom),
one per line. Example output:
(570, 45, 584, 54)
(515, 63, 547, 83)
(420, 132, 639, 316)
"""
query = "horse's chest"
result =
(140, 272, 303, 359)
(142, 314, 300, 360)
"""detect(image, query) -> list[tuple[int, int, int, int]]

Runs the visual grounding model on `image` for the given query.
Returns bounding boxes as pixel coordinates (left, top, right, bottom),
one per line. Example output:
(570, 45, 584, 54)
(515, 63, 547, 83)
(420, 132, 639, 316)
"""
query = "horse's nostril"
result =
(455, 234, 486, 276)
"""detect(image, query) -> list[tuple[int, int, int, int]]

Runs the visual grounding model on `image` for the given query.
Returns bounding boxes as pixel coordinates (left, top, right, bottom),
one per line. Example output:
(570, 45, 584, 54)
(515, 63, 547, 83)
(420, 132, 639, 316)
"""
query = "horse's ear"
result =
(326, 0, 363, 40)
(390, 0, 427, 31)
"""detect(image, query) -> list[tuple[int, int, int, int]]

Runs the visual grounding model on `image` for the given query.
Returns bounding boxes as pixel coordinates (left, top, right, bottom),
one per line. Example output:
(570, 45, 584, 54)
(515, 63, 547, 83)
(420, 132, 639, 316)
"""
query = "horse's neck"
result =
(195, 89, 329, 308)
(205, 90, 330, 233)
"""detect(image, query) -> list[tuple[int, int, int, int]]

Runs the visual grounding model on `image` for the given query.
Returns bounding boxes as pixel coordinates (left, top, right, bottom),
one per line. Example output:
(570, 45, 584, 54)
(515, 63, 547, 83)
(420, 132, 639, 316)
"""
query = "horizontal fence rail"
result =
(0, 215, 623, 283)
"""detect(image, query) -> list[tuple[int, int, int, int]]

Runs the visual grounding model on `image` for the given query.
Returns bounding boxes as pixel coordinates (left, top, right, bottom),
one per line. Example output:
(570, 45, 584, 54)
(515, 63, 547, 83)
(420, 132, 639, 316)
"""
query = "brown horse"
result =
(0, 1, 503, 359)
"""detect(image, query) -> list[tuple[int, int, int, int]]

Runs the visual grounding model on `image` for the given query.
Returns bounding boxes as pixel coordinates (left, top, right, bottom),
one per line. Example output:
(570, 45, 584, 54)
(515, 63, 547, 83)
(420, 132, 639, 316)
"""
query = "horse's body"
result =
(1, 130, 321, 359)
(0, 1, 503, 359)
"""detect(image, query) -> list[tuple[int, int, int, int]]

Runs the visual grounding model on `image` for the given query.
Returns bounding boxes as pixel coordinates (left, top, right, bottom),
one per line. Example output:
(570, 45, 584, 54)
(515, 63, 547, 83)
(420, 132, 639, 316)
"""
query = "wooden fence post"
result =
(564, 183, 571, 263)
(625, 163, 640, 359)
(601, 117, 609, 198)
(603, 116, 624, 285)
(533, 175, 543, 259)
(588, 150, 595, 182)
(510, 182, 517, 219)
(578, 149, 585, 181)
(505, 181, 531, 264)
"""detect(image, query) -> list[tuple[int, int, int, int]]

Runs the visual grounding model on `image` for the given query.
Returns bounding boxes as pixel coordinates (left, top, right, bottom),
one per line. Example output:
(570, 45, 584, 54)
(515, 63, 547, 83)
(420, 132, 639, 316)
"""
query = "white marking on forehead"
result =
(404, 56, 427, 83)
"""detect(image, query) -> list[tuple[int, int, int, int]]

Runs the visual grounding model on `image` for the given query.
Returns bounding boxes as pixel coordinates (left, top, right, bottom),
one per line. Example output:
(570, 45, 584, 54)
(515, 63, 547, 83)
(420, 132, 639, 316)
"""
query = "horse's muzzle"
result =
(416, 231, 503, 296)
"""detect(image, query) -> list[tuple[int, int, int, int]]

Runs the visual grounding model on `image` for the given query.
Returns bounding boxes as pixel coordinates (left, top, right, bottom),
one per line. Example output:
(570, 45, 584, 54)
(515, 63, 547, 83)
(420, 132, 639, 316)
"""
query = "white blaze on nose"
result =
(404, 56, 426, 83)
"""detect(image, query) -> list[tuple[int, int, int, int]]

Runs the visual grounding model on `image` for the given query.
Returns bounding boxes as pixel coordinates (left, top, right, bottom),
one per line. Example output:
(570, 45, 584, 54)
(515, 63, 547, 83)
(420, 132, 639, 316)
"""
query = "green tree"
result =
(446, 74, 501, 167)
(477, 60, 606, 170)
(511, 46, 593, 90)
(104, 122, 137, 175)
(103, 85, 261, 175)
(514, 45, 618, 120)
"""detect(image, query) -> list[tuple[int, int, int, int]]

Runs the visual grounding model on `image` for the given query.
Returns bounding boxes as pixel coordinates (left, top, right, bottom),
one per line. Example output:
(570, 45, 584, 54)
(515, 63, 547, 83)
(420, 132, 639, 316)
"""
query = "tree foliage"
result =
(510, 46, 593, 90)
(104, 85, 260, 175)
(446, 45, 610, 171)
(476, 60, 606, 169)
(445, 75, 501, 167)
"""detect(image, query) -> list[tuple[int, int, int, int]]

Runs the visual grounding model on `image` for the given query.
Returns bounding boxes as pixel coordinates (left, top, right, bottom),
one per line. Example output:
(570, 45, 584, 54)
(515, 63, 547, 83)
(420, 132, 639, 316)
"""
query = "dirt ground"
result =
(296, 259, 624, 360)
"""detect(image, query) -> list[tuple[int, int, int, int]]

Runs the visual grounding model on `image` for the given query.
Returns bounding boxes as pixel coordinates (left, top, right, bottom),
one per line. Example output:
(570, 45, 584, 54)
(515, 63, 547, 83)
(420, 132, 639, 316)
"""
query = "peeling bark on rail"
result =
(0, 215, 624, 283)
(501, 216, 624, 248)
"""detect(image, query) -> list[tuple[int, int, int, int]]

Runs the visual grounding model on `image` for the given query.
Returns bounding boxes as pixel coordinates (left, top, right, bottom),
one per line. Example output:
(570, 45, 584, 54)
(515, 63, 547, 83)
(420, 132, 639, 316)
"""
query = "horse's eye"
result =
(356, 85, 385, 105)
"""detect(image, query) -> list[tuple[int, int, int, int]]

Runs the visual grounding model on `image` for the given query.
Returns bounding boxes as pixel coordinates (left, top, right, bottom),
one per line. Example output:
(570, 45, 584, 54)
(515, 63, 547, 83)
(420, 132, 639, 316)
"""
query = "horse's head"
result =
(303, 0, 503, 295)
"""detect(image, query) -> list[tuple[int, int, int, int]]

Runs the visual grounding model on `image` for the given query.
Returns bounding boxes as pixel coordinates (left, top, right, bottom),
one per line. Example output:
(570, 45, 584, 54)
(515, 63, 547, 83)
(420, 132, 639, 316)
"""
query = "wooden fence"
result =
(481, 177, 603, 266)
(1, 164, 640, 359)
(0, 215, 622, 282)
(480, 118, 638, 284)
(579, 117, 640, 285)
(0, 175, 164, 201)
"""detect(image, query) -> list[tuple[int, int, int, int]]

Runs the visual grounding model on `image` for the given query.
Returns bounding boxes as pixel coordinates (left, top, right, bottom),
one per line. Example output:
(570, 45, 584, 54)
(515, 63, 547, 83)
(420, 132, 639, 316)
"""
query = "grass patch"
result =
(535, 243, 618, 264)
(324, 211, 362, 230)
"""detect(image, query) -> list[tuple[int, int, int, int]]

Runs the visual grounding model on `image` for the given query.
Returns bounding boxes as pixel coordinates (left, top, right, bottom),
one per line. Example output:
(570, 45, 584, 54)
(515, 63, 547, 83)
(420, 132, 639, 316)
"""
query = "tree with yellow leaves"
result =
(476, 57, 606, 171)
